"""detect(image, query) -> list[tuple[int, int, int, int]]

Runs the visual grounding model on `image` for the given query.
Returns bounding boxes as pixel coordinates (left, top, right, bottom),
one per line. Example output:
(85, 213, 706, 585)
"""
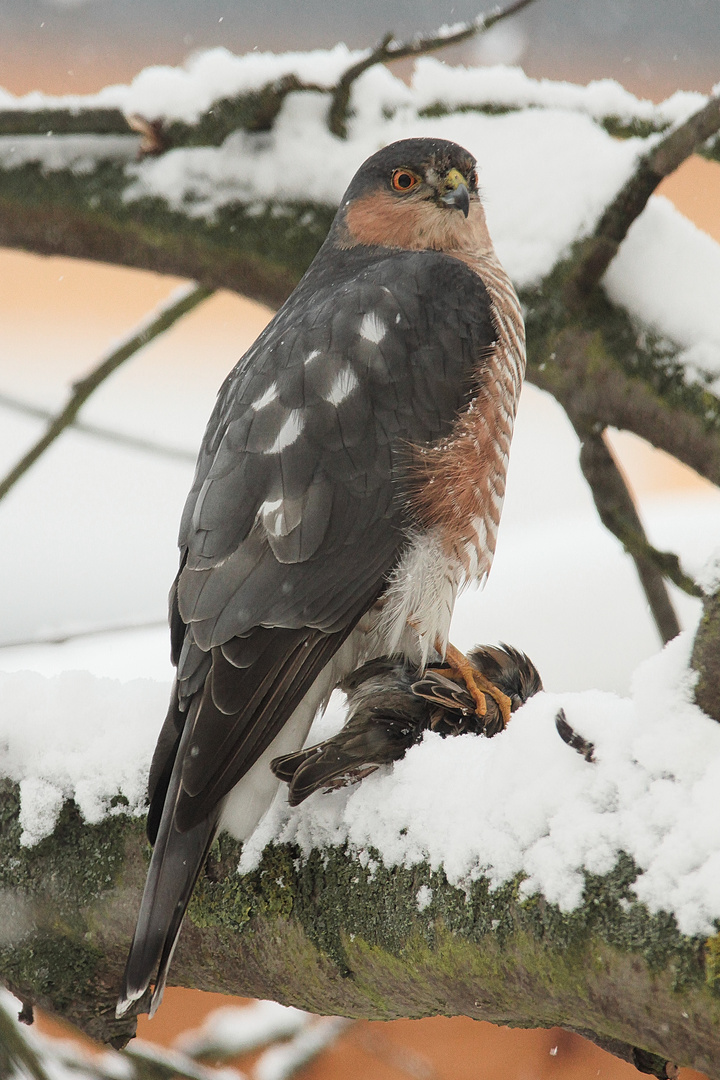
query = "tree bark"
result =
(0, 781, 717, 1077)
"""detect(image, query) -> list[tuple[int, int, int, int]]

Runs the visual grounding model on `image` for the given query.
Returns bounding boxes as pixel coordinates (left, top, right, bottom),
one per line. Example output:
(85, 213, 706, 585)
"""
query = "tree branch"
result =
(525, 325, 720, 489)
(0, 391, 196, 463)
(0, 283, 212, 504)
(1, 798, 717, 1075)
(327, 0, 538, 137)
(578, 432, 682, 644)
(565, 92, 720, 305)
(691, 587, 720, 722)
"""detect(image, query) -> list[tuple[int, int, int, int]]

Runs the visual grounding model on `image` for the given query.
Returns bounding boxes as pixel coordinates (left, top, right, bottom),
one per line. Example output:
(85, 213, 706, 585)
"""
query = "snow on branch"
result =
(0, 636, 720, 1077)
(566, 91, 720, 304)
(326, 0, 539, 138)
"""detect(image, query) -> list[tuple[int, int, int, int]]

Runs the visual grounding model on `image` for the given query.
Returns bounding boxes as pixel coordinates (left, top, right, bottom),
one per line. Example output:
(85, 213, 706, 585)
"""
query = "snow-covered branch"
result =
(0, 796, 708, 1078)
(1, 634, 720, 1074)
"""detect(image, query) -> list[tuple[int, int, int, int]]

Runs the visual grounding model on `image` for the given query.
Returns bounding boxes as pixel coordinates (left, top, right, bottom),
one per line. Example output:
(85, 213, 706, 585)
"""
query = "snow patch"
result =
(241, 634, 720, 937)
(0, 670, 167, 844)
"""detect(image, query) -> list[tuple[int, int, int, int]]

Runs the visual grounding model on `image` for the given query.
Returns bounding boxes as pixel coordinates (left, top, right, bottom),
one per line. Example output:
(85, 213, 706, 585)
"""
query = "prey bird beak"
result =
(440, 168, 470, 217)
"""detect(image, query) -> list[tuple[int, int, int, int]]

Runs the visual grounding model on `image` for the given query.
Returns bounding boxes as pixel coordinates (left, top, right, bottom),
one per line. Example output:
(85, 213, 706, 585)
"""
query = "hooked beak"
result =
(439, 168, 471, 217)
(441, 183, 470, 217)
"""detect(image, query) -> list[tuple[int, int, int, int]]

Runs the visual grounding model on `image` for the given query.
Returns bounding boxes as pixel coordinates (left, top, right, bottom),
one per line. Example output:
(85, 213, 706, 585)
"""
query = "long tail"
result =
(116, 708, 218, 1019)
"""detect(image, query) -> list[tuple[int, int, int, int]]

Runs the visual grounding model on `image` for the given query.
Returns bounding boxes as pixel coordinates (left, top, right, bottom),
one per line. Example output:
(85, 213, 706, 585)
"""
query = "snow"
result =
(0, 45, 366, 123)
(604, 195, 720, 387)
(416, 885, 433, 911)
(0, 135, 137, 172)
(123, 81, 645, 291)
(177, 1000, 309, 1059)
(1, 48, 718, 393)
(410, 58, 706, 126)
(0, 48, 704, 128)
(253, 1017, 350, 1080)
(241, 632, 720, 936)
(0, 669, 166, 844)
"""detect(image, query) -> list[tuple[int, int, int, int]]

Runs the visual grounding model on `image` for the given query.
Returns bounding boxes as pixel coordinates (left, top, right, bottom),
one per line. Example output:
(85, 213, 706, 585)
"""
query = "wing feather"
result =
(161, 247, 496, 831)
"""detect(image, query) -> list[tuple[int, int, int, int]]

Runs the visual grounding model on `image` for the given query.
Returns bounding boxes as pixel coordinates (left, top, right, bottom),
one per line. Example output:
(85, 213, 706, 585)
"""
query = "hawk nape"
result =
(117, 136, 526, 1018)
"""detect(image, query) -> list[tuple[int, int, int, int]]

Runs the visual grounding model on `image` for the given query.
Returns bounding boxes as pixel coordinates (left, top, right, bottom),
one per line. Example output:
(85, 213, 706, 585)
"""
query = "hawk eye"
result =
(391, 169, 420, 192)
(468, 168, 478, 190)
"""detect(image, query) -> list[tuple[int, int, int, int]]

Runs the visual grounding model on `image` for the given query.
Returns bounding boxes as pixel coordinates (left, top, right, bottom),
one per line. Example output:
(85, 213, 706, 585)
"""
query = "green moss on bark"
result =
(0, 162, 334, 307)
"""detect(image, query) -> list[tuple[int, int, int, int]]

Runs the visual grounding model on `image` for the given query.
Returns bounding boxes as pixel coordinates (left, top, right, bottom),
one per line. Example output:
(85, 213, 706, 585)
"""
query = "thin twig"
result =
(0, 391, 197, 463)
(0, 618, 168, 650)
(328, 0, 538, 136)
(565, 92, 720, 304)
(0, 283, 213, 504)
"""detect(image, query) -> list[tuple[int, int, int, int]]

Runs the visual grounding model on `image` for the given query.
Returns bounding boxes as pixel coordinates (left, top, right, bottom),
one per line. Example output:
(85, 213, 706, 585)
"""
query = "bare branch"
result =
(327, 0, 538, 137)
(527, 329, 720, 488)
(579, 432, 681, 645)
(0, 283, 212, 504)
(0, 108, 129, 137)
(565, 92, 720, 304)
(0, 391, 197, 464)
(0, 618, 167, 650)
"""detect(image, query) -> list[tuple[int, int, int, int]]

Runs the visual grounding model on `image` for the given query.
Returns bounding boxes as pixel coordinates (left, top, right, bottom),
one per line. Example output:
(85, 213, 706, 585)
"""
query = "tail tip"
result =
(115, 982, 150, 1020)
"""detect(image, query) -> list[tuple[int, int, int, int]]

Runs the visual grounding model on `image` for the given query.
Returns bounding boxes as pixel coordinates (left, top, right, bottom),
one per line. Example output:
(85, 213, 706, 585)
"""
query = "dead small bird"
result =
(271, 644, 542, 806)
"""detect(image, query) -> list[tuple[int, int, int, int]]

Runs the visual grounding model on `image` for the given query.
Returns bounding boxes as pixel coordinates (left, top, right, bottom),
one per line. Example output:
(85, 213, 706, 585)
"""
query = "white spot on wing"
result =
(251, 382, 279, 409)
(265, 410, 304, 454)
(360, 311, 386, 344)
(304, 349, 321, 366)
(326, 366, 359, 406)
(260, 498, 284, 537)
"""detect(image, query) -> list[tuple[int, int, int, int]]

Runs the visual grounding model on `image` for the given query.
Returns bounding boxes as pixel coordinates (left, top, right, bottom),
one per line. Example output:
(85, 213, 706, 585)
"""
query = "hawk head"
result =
(334, 137, 491, 255)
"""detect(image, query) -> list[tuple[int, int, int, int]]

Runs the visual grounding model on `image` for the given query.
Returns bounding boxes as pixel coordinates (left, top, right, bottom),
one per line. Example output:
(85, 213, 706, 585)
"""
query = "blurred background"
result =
(1, 1, 719, 1077)
(2, 0, 720, 98)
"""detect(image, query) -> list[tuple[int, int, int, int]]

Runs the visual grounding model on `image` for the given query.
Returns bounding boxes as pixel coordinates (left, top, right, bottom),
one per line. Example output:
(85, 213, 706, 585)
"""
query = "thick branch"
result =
(566, 93, 720, 303)
(526, 325, 720, 489)
(0, 794, 717, 1074)
(691, 587, 720, 722)
(0, 283, 212, 504)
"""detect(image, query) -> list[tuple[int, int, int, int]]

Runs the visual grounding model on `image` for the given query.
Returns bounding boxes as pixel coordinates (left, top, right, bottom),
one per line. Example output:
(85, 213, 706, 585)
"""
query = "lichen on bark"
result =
(1, 787, 720, 1074)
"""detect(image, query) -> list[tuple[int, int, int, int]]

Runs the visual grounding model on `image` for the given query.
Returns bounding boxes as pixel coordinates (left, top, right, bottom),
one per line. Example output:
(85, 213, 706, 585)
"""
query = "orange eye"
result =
(391, 169, 420, 192)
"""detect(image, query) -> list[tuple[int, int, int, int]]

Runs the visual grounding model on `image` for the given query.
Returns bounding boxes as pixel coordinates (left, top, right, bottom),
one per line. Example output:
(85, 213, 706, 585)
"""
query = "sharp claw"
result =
(432, 640, 516, 729)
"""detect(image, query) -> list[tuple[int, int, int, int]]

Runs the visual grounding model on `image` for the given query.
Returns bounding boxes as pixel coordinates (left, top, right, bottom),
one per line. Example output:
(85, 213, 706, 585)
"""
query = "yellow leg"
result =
(440, 641, 513, 728)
